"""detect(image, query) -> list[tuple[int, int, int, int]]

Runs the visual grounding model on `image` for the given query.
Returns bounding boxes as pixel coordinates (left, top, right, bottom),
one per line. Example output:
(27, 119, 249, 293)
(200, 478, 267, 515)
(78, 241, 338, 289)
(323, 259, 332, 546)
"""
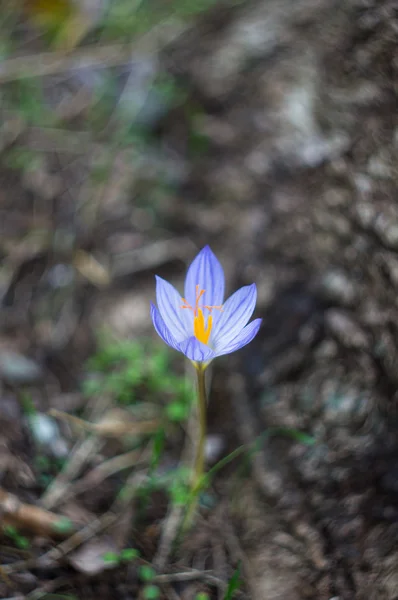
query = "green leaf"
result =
(15, 536, 30, 549)
(150, 429, 165, 470)
(139, 565, 156, 582)
(166, 401, 189, 422)
(120, 548, 140, 561)
(52, 517, 73, 534)
(223, 563, 243, 600)
(170, 482, 190, 505)
(102, 551, 120, 565)
(143, 584, 160, 599)
(20, 392, 37, 416)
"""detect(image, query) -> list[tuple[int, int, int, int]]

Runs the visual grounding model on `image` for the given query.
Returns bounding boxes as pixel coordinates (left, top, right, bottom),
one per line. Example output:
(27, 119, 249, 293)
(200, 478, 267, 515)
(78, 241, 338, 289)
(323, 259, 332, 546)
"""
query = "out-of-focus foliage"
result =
(83, 338, 193, 422)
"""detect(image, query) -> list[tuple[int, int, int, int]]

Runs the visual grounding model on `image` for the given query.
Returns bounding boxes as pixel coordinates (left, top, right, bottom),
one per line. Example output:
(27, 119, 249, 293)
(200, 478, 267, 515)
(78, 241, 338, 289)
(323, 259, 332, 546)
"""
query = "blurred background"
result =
(1, 1, 398, 599)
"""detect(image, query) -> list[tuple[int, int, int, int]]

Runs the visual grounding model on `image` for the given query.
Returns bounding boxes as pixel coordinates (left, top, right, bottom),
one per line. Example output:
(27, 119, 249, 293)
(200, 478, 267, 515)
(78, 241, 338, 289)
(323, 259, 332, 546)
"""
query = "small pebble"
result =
(27, 413, 69, 458)
(0, 351, 43, 385)
(205, 434, 225, 464)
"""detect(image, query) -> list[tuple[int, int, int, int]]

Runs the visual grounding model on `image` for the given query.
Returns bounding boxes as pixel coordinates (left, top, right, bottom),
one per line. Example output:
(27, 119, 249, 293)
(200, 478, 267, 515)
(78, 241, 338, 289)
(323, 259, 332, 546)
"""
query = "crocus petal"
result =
(214, 318, 262, 357)
(150, 303, 181, 352)
(156, 276, 192, 341)
(184, 246, 224, 309)
(211, 284, 257, 347)
(178, 336, 215, 362)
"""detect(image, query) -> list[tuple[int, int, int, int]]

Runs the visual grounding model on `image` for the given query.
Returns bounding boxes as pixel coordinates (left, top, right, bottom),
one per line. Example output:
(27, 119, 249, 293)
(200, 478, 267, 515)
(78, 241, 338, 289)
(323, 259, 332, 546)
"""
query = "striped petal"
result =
(184, 246, 225, 309)
(212, 284, 257, 348)
(156, 276, 192, 341)
(215, 318, 262, 356)
(150, 303, 181, 352)
(178, 336, 215, 362)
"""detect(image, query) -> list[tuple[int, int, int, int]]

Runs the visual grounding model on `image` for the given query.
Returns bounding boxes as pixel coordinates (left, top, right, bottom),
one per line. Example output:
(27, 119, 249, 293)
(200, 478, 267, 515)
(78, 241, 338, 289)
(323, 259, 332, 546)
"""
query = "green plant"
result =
(84, 337, 196, 519)
(223, 563, 242, 600)
(101, 550, 160, 598)
(34, 454, 65, 488)
(139, 565, 156, 581)
(2, 525, 30, 550)
(83, 338, 193, 419)
(120, 547, 140, 561)
(102, 551, 120, 566)
(102, 547, 140, 565)
(223, 564, 242, 600)
(52, 517, 74, 535)
(138, 565, 160, 599)
(142, 584, 161, 599)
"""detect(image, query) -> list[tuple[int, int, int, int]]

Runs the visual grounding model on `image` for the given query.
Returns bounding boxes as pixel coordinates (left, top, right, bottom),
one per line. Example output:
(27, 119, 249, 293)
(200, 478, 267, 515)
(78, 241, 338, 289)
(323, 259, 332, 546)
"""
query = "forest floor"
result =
(1, 1, 398, 599)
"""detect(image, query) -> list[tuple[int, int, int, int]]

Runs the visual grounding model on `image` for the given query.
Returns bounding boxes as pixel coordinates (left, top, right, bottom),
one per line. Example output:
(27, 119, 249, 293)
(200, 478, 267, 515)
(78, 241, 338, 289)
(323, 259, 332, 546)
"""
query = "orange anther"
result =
(180, 285, 223, 344)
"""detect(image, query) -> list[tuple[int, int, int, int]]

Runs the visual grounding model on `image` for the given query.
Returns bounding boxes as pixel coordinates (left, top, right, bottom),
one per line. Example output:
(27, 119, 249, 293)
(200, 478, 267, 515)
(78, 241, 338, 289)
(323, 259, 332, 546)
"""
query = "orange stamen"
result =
(194, 309, 213, 344)
(180, 285, 223, 345)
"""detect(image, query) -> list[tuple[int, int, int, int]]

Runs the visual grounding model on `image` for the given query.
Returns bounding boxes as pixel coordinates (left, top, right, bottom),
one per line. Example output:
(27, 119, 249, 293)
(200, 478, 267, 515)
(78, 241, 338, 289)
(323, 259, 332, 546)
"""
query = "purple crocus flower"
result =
(150, 246, 262, 365)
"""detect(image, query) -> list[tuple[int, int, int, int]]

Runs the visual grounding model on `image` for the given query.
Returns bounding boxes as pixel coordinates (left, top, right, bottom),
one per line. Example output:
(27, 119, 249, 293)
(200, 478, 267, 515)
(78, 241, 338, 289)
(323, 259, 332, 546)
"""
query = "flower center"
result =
(181, 285, 223, 345)
(193, 307, 212, 345)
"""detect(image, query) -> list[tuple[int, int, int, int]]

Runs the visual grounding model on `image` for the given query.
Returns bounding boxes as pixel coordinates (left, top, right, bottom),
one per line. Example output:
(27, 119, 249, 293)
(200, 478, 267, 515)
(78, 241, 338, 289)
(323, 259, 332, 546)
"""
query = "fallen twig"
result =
(58, 446, 150, 505)
(40, 396, 111, 510)
(0, 488, 74, 539)
(40, 434, 104, 510)
(49, 407, 161, 438)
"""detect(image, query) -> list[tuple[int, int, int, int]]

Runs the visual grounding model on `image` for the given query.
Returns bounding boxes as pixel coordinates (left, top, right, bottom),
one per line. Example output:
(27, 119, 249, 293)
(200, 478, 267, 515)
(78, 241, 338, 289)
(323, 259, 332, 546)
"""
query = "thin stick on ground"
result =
(59, 446, 150, 505)
(40, 395, 111, 510)
(0, 487, 75, 539)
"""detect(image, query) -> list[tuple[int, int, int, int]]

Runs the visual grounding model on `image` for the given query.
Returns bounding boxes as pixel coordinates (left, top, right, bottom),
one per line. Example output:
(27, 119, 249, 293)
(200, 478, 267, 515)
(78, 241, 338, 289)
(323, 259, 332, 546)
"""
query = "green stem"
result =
(181, 363, 207, 532)
(193, 363, 207, 488)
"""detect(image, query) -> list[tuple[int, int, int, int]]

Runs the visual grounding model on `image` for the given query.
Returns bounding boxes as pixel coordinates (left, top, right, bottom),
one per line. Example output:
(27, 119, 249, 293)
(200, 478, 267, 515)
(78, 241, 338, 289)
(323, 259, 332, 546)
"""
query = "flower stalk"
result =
(193, 362, 207, 493)
(180, 362, 208, 531)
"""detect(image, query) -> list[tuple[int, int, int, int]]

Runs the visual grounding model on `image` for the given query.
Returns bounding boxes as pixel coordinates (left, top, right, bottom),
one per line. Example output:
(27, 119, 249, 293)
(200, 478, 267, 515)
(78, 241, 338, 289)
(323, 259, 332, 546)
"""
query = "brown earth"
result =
(1, 0, 398, 598)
